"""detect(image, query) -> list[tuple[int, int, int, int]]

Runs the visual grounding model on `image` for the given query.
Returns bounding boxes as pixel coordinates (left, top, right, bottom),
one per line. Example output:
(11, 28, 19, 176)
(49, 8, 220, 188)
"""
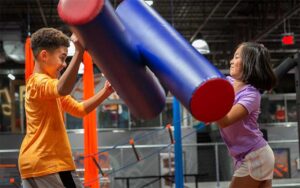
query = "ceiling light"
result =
(145, 0, 154, 6)
(192, 39, 210, 54)
(8, 73, 15, 80)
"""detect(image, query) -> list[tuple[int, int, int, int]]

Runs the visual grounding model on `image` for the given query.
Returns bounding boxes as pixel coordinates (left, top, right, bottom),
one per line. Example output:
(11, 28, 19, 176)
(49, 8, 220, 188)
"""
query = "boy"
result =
(19, 28, 114, 188)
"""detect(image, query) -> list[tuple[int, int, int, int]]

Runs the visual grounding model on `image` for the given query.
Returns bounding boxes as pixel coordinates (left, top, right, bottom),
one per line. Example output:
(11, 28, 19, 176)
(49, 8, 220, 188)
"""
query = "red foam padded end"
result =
(57, 0, 104, 25)
(190, 78, 234, 122)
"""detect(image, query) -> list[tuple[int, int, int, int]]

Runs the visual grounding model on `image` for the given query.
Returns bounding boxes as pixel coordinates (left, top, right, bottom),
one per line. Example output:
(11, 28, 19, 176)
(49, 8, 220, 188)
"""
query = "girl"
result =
(217, 42, 277, 188)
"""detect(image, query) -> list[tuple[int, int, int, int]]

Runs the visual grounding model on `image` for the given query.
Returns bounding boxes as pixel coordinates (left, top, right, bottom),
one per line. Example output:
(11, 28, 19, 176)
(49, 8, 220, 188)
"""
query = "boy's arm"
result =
(60, 95, 86, 117)
(57, 34, 84, 96)
(83, 80, 114, 114)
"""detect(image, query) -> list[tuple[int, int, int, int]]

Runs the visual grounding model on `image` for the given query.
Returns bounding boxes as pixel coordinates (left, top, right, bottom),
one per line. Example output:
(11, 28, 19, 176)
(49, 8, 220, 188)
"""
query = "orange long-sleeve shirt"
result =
(19, 73, 87, 178)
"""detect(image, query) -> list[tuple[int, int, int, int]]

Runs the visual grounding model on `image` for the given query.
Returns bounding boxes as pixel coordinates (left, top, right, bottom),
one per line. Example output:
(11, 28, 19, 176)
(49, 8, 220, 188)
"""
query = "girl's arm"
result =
(217, 103, 248, 128)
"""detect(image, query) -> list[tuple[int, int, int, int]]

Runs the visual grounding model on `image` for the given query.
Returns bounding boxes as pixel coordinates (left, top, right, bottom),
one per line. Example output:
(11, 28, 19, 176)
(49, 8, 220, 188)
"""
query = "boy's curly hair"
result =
(31, 27, 70, 58)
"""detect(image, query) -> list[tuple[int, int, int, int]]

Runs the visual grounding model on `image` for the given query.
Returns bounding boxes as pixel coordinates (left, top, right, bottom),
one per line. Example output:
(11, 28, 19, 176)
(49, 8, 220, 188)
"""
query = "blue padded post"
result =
(173, 98, 184, 188)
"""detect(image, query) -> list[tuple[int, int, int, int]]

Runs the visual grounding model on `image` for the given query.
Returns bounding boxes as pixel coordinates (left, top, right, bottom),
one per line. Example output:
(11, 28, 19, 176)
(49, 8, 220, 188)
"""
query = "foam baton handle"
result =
(58, 0, 166, 119)
(116, 0, 234, 122)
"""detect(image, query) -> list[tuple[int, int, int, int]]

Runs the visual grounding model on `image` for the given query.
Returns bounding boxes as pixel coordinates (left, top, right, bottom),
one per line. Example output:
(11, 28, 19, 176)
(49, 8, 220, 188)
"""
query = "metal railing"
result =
(1, 140, 300, 188)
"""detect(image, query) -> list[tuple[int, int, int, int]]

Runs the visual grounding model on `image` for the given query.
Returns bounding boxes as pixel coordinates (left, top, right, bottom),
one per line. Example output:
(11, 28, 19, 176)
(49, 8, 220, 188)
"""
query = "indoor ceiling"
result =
(0, 0, 300, 71)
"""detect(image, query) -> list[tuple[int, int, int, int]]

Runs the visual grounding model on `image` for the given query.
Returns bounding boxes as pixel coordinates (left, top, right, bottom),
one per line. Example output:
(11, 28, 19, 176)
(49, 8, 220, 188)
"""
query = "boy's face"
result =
(40, 46, 68, 78)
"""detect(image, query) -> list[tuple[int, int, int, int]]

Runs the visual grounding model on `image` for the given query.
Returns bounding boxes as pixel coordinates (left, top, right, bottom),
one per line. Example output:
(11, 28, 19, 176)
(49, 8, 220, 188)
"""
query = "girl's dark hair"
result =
(31, 27, 70, 58)
(239, 42, 277, 91)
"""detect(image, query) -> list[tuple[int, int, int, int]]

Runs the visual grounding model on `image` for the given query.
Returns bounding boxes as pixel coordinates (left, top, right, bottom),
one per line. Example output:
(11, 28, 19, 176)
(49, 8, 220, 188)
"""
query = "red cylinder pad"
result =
(58, 0, 104, 25)
(190, 78, 234, 122)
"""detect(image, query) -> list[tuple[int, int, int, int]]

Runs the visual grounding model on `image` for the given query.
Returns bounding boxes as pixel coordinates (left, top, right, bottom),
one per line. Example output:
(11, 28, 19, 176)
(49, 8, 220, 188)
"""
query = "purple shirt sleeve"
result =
(237, 88, 260, 114)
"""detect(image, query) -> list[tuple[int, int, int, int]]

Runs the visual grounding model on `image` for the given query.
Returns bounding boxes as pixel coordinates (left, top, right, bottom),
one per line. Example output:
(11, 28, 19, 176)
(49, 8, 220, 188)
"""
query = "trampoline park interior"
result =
(1, 0, 300, 187)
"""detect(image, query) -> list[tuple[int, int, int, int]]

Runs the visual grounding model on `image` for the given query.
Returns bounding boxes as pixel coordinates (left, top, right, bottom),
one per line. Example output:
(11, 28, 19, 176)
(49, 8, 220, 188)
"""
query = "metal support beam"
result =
(35, 0, 48, 27)
(190, 0, 224, 42)
(224, 0, 242, 18)
(253, 3, 300, 41)
(295, 54, 300, 158)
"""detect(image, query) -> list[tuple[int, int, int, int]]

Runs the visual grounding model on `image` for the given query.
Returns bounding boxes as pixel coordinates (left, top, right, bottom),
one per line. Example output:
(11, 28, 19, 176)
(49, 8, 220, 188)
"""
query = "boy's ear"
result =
(39, 49, 48, 62)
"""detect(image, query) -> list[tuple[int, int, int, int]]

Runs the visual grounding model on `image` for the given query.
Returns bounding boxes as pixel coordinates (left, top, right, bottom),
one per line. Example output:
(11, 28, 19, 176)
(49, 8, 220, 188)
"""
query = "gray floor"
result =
(167, 178, 300, 188)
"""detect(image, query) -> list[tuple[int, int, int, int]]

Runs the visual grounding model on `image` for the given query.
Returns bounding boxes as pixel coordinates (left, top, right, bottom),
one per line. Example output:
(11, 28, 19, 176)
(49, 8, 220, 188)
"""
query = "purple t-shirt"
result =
(220, 76, 267, 169)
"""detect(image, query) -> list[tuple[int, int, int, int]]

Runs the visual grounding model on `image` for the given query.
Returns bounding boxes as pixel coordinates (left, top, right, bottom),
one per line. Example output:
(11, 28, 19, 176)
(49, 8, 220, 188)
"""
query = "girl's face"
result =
(230, 45, 243, 80)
